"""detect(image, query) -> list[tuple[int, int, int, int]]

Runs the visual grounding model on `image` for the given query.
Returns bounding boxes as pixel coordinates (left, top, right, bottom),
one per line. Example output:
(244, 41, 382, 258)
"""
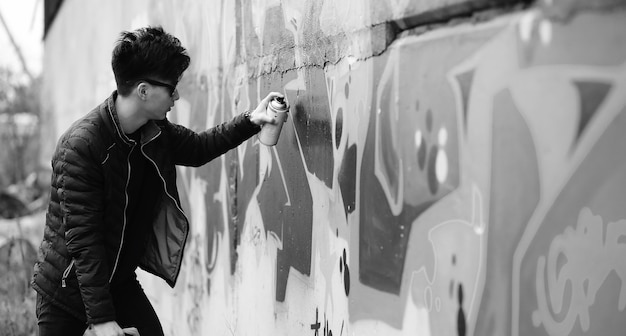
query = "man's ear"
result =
(136, 82, 148, 100)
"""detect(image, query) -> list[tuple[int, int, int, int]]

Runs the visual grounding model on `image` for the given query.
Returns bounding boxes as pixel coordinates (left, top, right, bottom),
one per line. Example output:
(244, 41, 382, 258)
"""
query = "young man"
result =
(31, 26, 282, 336)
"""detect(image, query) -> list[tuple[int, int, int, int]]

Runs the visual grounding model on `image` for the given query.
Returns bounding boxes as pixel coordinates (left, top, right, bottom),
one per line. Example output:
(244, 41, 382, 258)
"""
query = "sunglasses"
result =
(133, 78, 177, 96)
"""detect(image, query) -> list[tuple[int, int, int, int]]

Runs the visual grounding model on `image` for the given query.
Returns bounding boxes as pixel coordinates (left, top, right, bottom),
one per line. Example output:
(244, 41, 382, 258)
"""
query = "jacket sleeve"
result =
(167, 113, 261, 166)
(57, 134, 115, 324)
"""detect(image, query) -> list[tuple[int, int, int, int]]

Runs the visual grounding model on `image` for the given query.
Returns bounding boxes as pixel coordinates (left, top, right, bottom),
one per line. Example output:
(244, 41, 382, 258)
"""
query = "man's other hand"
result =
(83, 321, 125, 336)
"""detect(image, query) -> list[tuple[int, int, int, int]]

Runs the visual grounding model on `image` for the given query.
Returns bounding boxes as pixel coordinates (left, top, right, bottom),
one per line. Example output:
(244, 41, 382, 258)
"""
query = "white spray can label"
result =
(258, 96, 289, 146)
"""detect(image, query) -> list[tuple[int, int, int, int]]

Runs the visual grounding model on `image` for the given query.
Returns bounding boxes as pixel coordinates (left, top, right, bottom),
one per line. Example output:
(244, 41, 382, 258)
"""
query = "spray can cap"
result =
(270, 96, 288, 110)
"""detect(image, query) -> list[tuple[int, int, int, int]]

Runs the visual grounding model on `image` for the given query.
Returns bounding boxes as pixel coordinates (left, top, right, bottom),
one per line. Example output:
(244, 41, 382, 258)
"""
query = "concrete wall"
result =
(42, 0, 626, 335)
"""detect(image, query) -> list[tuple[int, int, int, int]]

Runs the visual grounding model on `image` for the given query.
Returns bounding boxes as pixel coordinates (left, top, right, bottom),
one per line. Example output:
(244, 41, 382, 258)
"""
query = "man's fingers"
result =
(264, 91, 284, 102)
(122, 327, 140, 336)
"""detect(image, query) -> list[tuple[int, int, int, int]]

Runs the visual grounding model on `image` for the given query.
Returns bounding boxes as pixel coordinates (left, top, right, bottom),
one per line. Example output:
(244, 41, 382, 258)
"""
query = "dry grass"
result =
(0, 238, 37, 336)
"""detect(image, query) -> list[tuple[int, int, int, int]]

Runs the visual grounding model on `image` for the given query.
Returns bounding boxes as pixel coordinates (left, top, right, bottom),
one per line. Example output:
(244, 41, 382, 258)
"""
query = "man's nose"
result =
(172, 88, 180, 101)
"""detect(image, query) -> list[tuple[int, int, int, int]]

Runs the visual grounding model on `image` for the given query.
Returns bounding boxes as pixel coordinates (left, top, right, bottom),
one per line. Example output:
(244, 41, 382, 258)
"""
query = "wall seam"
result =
(243, 1, 534, 79)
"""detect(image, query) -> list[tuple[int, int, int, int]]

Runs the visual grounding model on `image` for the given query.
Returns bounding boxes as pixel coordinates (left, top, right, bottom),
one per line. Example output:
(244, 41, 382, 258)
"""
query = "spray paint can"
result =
(258, 96, 289, 146)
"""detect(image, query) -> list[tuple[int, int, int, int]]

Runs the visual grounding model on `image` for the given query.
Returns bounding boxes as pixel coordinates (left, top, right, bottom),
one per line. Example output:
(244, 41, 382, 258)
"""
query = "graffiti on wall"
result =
(148, 3, 626, 335)
(43, 0, 626, 335)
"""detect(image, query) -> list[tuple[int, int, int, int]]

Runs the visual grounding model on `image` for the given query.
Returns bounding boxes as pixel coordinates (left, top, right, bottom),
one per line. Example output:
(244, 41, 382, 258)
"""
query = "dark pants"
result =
(37, 277, 164, 336)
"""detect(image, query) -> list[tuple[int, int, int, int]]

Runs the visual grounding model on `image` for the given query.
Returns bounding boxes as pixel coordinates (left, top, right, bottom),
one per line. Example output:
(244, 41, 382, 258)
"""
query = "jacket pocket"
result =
(61, 259, 75, 288)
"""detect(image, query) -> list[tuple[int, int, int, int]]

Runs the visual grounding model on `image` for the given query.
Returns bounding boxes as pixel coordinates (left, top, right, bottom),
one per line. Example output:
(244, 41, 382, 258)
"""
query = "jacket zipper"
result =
(141, 130, 187, 215)
(61, 259, 75, 288)
(108, 141, 135, 283)
(141, 132, 190, 280)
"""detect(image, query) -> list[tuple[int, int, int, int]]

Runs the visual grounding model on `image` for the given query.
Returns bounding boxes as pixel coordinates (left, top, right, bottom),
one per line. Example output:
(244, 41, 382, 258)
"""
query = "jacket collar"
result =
(102, 91, 162, 147)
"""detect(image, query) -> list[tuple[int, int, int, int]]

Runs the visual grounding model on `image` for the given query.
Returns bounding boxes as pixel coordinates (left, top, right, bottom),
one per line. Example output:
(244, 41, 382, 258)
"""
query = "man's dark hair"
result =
(112, 26, 190, 96)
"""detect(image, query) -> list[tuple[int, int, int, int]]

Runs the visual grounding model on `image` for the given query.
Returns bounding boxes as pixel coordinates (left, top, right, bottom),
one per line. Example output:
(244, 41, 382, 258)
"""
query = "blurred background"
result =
(0, 1, 44, 335)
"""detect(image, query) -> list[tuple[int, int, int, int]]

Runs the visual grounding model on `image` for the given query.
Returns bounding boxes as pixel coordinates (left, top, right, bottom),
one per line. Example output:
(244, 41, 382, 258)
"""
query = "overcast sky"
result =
(0, 0, 43, 80)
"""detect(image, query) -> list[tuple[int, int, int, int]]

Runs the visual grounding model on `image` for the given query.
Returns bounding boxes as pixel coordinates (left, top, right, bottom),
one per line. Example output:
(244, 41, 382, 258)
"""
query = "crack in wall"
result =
(237, 0, 533, 80)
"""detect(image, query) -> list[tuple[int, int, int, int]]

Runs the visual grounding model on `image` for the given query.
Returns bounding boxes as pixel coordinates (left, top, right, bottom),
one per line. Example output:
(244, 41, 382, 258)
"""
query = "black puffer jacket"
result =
(32, 92, 260, 324)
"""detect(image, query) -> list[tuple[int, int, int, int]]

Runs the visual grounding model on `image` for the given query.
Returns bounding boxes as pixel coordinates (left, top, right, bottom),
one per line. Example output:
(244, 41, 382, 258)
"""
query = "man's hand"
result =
(83, 321, 125, 336)
(248, 92, 285, 126)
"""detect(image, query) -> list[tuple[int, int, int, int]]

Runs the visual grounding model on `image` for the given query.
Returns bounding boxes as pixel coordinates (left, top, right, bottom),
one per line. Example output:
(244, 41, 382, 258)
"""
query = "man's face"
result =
(140, 78, 179, 120)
